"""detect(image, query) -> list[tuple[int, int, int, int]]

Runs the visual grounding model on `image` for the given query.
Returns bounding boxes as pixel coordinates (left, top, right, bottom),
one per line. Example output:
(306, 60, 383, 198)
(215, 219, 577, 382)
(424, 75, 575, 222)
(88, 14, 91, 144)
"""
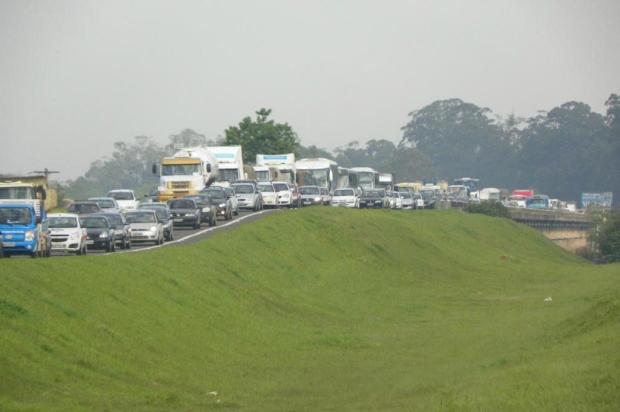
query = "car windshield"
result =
(49, 216, 78, 228)
(68, 203, 100, 214)
(107, 191, 134, 201)
(334, 189, 355, 196)
(232, 184, 253, 194)
(140, 206, 169, 220)
(0, 208, 31, 225)
(399, 193, 412, 199)
(125, 212, 156, 223)
(299, 187, 319, 195)
(102, 214, 123, 226)
(273, 183, 288, 192)
(258, 185, 274, 193)
(81, 217, 108, 228)
(363, 190, 384, 198)
(91, 199, 116, 208)
(169, 199, 195, 209)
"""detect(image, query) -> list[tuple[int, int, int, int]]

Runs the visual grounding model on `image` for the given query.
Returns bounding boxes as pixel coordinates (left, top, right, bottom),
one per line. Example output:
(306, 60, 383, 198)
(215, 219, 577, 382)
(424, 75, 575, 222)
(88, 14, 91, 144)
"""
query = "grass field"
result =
(0, 208, 618, 411)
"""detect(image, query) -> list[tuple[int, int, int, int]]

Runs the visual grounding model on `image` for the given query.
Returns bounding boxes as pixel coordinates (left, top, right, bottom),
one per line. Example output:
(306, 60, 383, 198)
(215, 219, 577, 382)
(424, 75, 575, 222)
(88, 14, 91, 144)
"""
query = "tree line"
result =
(61, 93, 619, 206)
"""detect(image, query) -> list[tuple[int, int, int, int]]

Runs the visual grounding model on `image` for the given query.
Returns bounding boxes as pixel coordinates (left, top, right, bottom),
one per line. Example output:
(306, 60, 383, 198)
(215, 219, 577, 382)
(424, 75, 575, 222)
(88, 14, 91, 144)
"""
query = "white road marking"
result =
(114, 209, 279, 255)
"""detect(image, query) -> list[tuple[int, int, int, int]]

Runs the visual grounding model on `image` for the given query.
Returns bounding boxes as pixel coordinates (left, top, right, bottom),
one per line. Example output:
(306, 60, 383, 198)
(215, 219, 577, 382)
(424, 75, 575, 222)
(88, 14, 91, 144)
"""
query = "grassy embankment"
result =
(1, 208, 619, 411)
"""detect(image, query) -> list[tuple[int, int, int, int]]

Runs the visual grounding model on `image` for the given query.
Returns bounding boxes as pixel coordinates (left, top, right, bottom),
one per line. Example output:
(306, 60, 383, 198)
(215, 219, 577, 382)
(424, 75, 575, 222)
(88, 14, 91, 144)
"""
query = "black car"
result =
(167, 198, 202, 229)
(80, 214, 116, 252)
(359, 189, 386, 209)
(203, 190, 232, 220)
(184, 195, 217, 227)
(100, 212, 131, 249)
(67, 201, 102, 215)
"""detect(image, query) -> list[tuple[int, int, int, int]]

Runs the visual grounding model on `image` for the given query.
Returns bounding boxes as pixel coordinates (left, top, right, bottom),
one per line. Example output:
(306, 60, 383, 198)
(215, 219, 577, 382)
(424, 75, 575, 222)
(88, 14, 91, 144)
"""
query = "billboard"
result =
(581, 192, 613, 209)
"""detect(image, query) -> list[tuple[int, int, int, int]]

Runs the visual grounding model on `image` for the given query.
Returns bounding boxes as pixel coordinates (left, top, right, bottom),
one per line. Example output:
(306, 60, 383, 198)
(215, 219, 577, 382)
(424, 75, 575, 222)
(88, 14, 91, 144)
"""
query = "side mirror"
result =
(152, 164, 157, 174)
(207, 164, 212, 173)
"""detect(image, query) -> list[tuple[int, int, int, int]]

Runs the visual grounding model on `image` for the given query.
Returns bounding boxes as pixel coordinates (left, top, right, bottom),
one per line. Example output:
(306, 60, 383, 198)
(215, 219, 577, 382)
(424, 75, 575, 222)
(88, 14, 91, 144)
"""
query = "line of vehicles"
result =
(0, 145, 592, 258)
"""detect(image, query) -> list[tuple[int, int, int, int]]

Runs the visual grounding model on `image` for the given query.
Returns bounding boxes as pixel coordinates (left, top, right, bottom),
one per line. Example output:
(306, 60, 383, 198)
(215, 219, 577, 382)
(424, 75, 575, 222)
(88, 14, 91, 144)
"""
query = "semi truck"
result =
(253, 153, 296, 184)
(209, 146, 245, 183)
(153, 147, 219, 201)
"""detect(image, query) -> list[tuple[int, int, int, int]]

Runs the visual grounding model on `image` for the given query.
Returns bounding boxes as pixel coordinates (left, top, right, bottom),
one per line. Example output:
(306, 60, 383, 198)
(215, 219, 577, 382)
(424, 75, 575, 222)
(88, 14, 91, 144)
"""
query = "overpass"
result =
(507, 209, 592, 253)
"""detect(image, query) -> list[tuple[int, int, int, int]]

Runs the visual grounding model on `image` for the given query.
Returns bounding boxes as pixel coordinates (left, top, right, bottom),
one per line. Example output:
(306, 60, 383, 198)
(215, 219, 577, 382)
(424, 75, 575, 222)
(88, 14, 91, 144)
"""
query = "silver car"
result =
(124, 210, 164, 245)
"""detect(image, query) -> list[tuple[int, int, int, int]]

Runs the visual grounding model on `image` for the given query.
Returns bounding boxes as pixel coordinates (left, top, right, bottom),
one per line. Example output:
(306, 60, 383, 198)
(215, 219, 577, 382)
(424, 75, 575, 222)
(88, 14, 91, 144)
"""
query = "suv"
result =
(48, 213, 88, 254)
(106, 189, 139, 211)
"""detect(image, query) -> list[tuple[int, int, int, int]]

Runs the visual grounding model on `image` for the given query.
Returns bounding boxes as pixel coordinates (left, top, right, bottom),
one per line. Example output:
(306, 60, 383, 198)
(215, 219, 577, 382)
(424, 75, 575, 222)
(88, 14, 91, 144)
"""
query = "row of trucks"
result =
(152, 147, 396, 202)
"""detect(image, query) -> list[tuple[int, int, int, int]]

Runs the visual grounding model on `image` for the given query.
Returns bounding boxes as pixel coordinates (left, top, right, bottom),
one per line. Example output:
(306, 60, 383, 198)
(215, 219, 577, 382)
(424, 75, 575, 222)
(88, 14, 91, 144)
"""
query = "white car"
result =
(106, 189, 139, 211)
(224, 187, 240, 215)
(232, 182, 262, 211)
(257, 182, 278, 208)
(398, 192, 415, 209)
(88, 197, 121, 213)
(273, 181, 292, 207)
(330, 188, 358, 208)
(124, 210, 164, 245)
(48, 213, 88, 254)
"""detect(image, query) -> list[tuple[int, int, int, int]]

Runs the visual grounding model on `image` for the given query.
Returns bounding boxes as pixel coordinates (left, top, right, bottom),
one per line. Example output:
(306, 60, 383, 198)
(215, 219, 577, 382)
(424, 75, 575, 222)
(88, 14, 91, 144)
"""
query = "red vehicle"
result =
(512, 189, 534, 199)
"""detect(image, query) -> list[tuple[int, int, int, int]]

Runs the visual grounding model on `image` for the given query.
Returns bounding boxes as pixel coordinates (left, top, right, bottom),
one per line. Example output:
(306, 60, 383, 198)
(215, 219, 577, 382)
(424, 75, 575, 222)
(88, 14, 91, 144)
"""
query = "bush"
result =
(595, 210, 620, 262)
(465, 201, 510, 218)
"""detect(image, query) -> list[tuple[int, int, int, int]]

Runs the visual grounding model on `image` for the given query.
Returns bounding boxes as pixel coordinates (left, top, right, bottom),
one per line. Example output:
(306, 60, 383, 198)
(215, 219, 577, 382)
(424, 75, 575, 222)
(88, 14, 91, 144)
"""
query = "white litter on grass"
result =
(544, 297, 553, 302)
(207, 391, 218, 396)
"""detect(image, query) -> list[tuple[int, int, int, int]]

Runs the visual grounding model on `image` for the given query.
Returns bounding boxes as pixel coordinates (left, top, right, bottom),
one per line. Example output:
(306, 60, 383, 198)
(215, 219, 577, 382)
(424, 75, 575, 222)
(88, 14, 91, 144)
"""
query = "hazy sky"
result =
(1, 0, 619, 180)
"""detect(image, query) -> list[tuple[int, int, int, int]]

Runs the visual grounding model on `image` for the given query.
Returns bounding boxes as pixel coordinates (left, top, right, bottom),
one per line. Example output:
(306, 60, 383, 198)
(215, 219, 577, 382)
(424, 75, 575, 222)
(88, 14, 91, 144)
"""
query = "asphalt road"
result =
(50, 208, 280, 257)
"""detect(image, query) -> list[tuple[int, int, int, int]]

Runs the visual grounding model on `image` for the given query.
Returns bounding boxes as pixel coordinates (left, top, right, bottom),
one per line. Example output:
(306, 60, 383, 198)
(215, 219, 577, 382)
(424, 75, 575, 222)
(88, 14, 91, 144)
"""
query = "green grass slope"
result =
(1, 209, 619, 411)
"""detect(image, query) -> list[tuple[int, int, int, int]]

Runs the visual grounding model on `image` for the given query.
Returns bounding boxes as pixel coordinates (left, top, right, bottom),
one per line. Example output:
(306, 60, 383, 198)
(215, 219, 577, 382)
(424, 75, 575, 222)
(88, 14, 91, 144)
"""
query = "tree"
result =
(296, 144, 335, 160)
(166, 128, 208, 152)
(224, 109, 300, 163)
(401, 98, 515, 187)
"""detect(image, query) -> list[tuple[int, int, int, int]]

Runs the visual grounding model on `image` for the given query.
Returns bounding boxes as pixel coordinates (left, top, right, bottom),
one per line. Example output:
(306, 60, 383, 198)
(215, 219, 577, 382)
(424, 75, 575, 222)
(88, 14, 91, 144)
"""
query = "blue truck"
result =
(0, 203, 51, 258)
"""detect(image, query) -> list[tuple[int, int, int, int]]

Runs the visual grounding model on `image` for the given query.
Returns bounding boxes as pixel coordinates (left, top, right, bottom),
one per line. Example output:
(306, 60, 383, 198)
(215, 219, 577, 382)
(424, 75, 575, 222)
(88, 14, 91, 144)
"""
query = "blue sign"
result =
(263, 155, 289, 160)
(581, 192, 613, 208)
(214, 153, 235, 159)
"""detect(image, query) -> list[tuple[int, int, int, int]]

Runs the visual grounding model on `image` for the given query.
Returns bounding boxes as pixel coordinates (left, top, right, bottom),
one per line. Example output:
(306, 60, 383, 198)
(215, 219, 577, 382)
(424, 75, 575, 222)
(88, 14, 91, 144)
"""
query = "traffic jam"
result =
(0, 145, 596, 258)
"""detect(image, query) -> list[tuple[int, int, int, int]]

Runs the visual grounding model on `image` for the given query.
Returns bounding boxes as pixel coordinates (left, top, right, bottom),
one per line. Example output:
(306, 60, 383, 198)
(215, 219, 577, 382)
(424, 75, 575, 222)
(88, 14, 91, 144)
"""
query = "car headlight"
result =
(314, 197, 321, 201)
(25, 230, 35, 241)
(219, 203, 226, 208)
(149, 226, 157, 233)
(99, 232, 108, 238)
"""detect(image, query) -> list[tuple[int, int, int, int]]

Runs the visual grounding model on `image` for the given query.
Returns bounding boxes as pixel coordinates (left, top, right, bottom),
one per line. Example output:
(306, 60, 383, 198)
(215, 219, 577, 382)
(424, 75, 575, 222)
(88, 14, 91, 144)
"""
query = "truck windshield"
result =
(232, 184, 253, 194)
(0, 187, 34, 199)
(125, 212, 156, 223)
(49, 216, 78, 228)
(161, 164, 201, 176)
(297, 169, 328, 188)
(219, 169, 239, 182)
(0, 208, 31, 225)
(255, 170, 270, 181)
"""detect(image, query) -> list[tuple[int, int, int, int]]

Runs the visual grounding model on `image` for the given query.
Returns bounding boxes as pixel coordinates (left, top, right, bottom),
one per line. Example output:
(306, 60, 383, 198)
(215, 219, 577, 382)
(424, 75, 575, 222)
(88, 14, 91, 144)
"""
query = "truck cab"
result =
(0, 204, 50, 258)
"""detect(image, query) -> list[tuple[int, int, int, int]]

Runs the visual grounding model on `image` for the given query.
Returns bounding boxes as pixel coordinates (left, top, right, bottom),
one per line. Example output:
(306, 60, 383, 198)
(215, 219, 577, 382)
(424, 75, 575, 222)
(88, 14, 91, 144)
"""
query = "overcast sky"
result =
(1, 0, 619, 180)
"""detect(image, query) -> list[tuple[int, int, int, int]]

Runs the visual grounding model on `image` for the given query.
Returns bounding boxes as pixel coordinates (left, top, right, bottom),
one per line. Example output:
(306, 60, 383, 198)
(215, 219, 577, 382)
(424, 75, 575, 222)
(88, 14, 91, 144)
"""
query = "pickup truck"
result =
(0, 203, 51, 258)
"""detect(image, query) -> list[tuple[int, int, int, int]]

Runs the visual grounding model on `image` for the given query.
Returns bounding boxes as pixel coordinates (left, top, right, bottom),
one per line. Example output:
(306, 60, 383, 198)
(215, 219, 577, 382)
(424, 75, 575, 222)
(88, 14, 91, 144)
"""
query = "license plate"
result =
(86, 240, 94, 245)
(2, 242, 15, 247)
(174, 218, 183, 222)
(303, 200, 311, 204)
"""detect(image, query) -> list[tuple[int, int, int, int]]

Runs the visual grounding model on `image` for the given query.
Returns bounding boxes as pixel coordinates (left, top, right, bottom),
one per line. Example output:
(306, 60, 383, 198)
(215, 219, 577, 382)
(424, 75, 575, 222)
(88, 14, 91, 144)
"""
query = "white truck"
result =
(479, 188, 501, 202)
(154, 147, 219, 201)
(209, 146, 245, 183)
(377, 173, 394, 191)
(254, 153, 296, 184)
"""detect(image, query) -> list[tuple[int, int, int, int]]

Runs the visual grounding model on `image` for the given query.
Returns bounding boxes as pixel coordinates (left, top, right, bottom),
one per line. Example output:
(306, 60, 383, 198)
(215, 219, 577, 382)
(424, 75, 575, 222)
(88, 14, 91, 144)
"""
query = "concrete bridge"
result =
(507, 209, 593, 253)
